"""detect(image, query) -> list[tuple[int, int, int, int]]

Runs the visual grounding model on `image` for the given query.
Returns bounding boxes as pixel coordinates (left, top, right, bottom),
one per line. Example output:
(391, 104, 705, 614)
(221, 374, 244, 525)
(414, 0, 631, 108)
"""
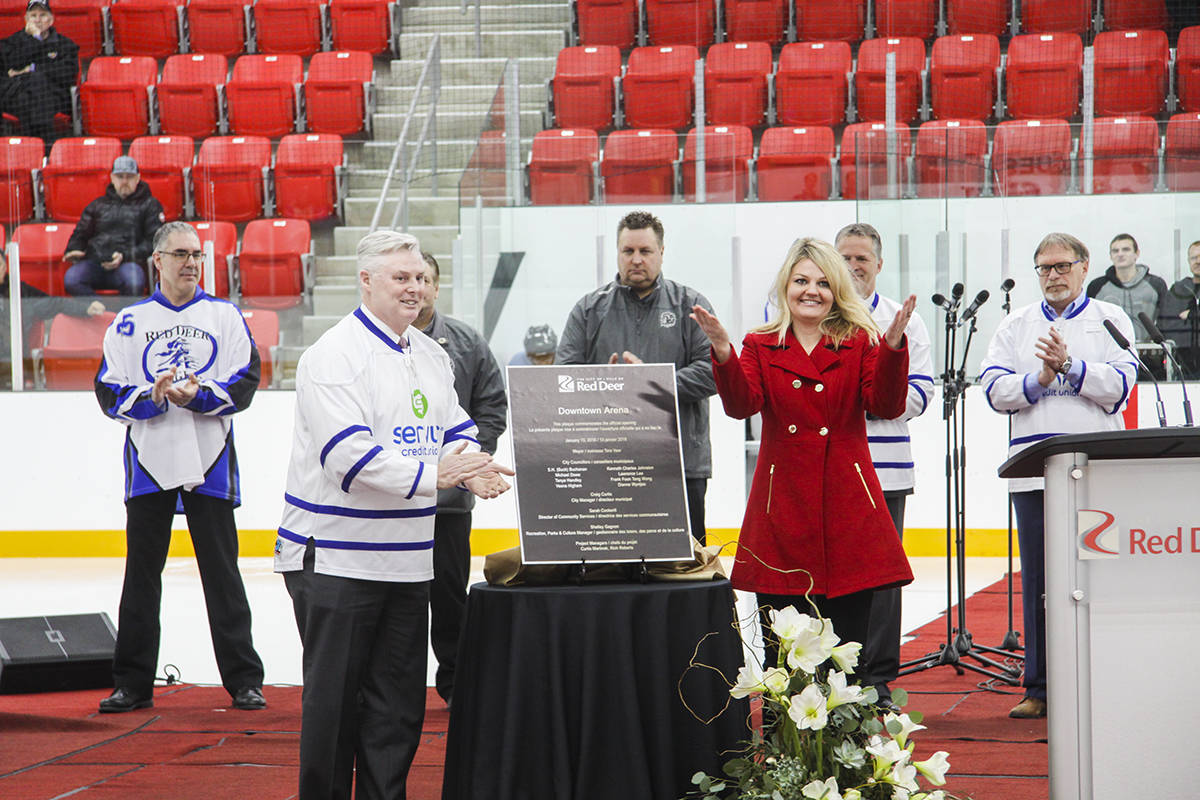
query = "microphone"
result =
(951, 282, 964, 303)
(958, 289, 990, 325)
(931, 293, 953, 312)
(1000, 278, 1015, 293)
(1137, 311, 1193, 427)
(1104, 318, 1166, 427)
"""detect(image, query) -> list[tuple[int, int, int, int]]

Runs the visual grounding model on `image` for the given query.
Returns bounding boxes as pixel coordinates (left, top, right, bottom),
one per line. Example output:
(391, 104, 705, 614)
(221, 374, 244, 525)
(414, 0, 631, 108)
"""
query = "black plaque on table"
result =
(507, 363, 694, 564)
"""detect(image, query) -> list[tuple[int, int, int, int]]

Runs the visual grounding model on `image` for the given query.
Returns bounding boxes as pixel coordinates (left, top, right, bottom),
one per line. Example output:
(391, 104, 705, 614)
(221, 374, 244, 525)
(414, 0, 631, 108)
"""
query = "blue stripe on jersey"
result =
(911, 382, 928, 412)
(1109, 364, 1130, 415)
(868, 435, 910, 443)
(354, 308, 406, 353)
(342, 445, 382, 493)
(444, 419, 476, 438)
(445, 433, 480, 446)
(873, 461, 915, 469)
(284, 492, 437, 519)
(277, 527, 435, 552)
(406, 461, 425, 499)
(320, 425, 372, 467)
(1010, 432, 1063, 446)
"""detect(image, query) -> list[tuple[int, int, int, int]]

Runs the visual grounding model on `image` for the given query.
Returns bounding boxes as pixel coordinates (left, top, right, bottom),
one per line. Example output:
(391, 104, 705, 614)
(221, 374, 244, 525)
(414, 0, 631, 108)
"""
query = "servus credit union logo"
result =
(1078, 508, 1200, 559)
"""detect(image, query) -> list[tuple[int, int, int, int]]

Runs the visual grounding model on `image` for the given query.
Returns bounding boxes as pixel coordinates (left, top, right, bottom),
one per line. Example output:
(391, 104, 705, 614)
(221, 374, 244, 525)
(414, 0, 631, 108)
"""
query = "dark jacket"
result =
(1158, 277, 1200, 342)
(0, 26, 78, 108)
(66, 181, 164, 267)
(0, 274, 91, 358)
(1086, 264, 1168, 342)
(557, 275, 717, 479)
(421, 310, 508, 514)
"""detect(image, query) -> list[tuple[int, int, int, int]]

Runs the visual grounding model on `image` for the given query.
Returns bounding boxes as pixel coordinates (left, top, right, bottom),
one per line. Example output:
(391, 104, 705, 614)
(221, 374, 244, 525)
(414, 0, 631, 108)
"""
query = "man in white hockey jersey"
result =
(94, 220, 265, 713)
(836, 222, 934, 712)
(274, 230, 513, 800)
(980, 232, 1138, 720)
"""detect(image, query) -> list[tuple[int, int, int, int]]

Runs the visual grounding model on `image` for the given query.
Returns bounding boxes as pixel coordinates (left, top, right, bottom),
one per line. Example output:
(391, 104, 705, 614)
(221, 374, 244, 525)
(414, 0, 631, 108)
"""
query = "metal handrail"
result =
(369, 34, 442, 233)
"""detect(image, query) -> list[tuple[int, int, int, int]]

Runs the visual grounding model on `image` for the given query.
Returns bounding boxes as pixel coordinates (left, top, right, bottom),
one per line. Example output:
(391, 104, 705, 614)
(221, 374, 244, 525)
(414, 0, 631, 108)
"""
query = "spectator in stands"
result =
(508, 324, 558, 366)
(0, 0, 78, 150)
(63, 156, 164, 298)
(1160, 240, 1200, 377)
(980, 232, 1138, 720)
(413, 251, 507, 708)
(1085, 233, 1167, 343)
(557, 210, 717, 545)
(0, 248, 104, 389)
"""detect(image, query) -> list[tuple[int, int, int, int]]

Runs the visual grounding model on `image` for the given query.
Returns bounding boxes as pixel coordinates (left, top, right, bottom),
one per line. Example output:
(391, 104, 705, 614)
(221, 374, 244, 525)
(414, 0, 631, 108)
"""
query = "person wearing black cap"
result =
(63, 155, 164, 298)
(0, 0, 78, 148)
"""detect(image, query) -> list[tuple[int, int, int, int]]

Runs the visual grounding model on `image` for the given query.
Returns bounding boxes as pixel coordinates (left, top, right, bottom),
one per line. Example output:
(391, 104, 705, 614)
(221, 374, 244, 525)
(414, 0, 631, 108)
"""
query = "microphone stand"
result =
(999, 281, 1021, 653)
(899, 292, 1022, 684)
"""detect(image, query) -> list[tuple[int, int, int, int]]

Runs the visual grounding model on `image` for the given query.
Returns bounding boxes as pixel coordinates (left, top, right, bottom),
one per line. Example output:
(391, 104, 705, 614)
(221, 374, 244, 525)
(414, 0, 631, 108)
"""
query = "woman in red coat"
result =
(691, 237, 916, 655)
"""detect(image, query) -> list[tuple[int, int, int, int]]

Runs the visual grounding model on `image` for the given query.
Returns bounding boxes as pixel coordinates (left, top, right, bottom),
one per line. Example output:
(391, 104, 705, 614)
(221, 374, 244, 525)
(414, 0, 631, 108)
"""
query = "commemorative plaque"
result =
(507, 363, 694, 564)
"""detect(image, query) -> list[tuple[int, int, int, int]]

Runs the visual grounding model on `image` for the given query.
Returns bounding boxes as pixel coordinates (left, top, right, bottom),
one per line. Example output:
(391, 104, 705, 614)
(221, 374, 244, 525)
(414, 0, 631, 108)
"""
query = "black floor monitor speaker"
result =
(0, 613, 116, 694)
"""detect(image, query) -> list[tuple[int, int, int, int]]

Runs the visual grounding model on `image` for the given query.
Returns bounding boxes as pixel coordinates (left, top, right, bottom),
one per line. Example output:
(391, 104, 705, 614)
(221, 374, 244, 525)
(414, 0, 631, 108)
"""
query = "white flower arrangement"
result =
(685, 605, 965, 800)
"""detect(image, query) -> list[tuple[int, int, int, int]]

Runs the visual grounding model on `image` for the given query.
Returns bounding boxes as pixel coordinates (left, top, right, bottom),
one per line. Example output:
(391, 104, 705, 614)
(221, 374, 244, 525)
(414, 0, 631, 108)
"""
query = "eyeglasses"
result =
(157, 250, 205, 262)
(1033, 260, 1081, 276)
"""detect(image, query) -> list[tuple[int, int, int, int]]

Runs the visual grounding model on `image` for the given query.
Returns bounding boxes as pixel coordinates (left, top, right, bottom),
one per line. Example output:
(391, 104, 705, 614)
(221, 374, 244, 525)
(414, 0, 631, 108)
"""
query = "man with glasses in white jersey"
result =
(980, 232, 1138, 719)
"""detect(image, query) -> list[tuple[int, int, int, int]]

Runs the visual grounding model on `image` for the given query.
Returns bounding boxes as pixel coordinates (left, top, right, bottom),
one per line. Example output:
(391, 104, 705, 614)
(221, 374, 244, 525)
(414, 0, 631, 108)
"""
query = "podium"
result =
(1000, 428, 1200, 800)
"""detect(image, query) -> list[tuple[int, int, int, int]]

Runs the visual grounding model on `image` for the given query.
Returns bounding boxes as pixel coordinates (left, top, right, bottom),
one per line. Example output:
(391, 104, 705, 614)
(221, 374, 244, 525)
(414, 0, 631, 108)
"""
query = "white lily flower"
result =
(843, 790, 863, 800)
(914, 751, 950, 786)
(884, 712, 927, 749)
(730, 665, 766, 699)
(762, 666, 791, 695)
(891, 788, 912, 800)
(826, 670, 865, 710)
(831, 641, 862, 674)
(787, 683, 829, 731)
(889, 762, 920, 792)
(787, 625, 834, 673)
(867, 736, 910, 779)
(801, 777, 842, 799)
(770, 606, 818, 648)
(815, 617, 840, 652)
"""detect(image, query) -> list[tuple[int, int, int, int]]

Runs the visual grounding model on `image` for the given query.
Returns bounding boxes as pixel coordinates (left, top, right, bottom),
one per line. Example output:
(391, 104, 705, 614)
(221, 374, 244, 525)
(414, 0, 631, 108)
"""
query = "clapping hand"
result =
(437, 442, 515, 493)
(689, 305, 732, 363)
(883, 294, 917, 350)
(165, 373, 199, 406)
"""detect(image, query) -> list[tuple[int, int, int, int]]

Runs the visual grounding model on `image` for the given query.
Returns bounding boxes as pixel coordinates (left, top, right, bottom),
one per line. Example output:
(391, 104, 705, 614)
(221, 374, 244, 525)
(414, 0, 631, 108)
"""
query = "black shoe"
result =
(232, 686, 266, 710)
(99, 687, 153, 713)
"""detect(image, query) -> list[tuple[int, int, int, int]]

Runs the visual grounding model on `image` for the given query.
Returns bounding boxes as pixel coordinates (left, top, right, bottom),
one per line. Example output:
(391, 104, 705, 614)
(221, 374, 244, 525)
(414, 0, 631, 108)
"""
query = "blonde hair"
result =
(752, 237, 880, 347)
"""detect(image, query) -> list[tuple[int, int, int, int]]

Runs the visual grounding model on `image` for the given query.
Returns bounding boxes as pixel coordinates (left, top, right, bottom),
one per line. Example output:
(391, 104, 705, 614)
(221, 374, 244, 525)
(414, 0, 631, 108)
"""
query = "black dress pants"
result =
(685, 477, 708, 546)
(114, 490, 263, 696)
(430, 510, 471, 703)
(862, 492, 907, 697)
(284, 543, 430, 800)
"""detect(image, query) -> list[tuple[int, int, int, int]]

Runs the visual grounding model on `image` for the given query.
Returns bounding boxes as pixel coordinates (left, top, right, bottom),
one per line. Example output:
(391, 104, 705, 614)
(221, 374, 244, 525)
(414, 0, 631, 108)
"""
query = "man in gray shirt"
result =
(557, 211, 717, 544)
(1086, 233, 1168, 378)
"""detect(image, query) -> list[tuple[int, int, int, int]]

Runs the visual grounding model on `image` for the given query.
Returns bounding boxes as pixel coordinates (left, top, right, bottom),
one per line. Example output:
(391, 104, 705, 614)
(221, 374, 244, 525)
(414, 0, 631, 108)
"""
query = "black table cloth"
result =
(441, 578, 750, 800)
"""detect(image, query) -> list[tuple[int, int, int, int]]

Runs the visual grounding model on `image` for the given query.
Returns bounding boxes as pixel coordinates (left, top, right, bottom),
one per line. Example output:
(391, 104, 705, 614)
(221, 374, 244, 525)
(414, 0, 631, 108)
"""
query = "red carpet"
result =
(0, 574, 1042, 799)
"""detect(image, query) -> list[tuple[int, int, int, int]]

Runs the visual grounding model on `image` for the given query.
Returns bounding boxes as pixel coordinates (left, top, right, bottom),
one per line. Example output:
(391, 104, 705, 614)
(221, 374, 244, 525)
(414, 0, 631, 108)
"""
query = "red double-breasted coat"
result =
(713, 328, 915, 598)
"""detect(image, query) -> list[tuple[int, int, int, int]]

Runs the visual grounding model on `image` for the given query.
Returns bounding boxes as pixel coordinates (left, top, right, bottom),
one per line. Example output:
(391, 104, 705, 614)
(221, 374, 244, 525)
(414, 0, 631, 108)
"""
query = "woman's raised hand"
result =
(690, 305, 732, 364)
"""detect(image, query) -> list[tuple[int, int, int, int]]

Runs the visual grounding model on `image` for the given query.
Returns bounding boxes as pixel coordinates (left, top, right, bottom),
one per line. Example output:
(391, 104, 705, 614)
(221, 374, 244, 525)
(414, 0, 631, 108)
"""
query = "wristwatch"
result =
(1057, 355, 1073, 375)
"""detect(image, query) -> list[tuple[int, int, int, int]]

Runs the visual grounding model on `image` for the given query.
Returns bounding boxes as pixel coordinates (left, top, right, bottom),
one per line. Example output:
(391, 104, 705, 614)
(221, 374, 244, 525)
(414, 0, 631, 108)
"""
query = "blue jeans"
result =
(64, 259, 147, 296)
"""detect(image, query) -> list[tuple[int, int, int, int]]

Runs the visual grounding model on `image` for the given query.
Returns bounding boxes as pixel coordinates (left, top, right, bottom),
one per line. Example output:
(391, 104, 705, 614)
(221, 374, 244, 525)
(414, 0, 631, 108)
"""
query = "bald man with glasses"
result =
(979, 232, 1138, 720)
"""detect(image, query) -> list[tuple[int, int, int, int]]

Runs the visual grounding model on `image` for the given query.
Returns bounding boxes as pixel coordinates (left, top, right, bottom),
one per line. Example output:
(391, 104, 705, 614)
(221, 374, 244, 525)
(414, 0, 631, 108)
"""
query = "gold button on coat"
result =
(819, 427, 829, 436)
(788, 424, 797, 433)
(815, 383, 824, 392)
(792, 379, 801, 388)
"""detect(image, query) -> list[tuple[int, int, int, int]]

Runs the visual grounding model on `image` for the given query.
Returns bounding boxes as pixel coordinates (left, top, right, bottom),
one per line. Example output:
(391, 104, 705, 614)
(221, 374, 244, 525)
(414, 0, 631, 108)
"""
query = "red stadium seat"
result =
(855, 37, 925, 124)
(931, 35, 1000, 121)
(1021, 0, 1091, 34)
(1093, 30, 1168, 117)
(914, 119, 987, 198)
(682, 125, 751, 202)
(0, 136, 44, 225)
(186, 0, 249, 56)
(775, 41, 851, 127)
(253, 0, 324, 56)
(575, 0, 637, 48)
(128, 135, 193, 221)
(551, 45, 621, 130)
(1178, 27, 1200, 113)
(1165, 113, 1200, 191)
(0, 0, 22, 37)
(1103, 0, 1167, 31)
(1005, 33, 1083, 120)
(157, 54, 227, 138)
(622, 46, 699, 129)
(330, 0, 394, 54)
(946, 0, 1007, 36)
(600, 128, 678, 203)
(12, 223, 74, 295)
(110, 0, 183, 57)
(840, 122, 912, 200)
(39, 311, 117, 389)
(53, 0, 109, 59)
(306, 51, 374, 136)
(528, 128, 599, 205)
(78, 56, 158, 140)
(724, 0, 786, 45)
(225, 54, 303, 138)
(240, 308, 279, 387)
(756, 126, 835, 201)
(238, 218, 311, 308)
(1091, 115, 1159, 194)
(193, 135, 271, 222)
(645, 0, 714, 47)
(991, 118, 1073, 196)
(794, 0, 865, 43)
(190, 220, 237, 297)
(275, 133, 344, 220)
(704, 42, 770, 127)
(41, 137, 122, 222)
(875, 0, 935, 39)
